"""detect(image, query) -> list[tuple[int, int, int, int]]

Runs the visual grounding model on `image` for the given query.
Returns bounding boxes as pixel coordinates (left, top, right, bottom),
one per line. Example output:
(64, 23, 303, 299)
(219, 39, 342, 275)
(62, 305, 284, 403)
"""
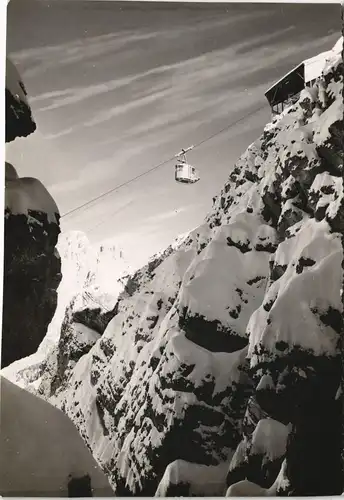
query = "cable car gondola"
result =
(174, 146, 200, 184)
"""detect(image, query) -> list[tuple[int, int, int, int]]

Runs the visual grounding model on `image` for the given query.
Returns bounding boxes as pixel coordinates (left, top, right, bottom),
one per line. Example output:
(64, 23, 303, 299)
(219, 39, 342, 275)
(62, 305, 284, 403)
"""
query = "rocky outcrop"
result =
(5, 58, 36, 143)
(2, 164, 62, 369)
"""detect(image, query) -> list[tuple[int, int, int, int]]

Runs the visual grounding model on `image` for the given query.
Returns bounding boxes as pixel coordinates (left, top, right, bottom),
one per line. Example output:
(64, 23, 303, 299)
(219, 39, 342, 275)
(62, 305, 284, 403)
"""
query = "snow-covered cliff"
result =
(6, 37, 344, 496)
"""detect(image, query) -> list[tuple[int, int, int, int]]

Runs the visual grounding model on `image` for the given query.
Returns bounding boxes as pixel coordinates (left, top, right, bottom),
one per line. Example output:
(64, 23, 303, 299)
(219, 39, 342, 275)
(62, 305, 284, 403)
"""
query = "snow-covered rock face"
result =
(225, 37, 344, 496)
(2, 162, 61, 368)
(18, 38, 344, 496)
(6, 57, 36, 143)
(155, 460, 230, 496)
(41, 231, 257, 495)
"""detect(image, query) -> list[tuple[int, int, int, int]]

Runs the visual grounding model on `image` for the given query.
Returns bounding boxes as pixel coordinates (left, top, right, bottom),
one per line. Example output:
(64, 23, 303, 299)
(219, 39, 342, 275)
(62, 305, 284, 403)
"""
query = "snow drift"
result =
(0, 376, 113, 496)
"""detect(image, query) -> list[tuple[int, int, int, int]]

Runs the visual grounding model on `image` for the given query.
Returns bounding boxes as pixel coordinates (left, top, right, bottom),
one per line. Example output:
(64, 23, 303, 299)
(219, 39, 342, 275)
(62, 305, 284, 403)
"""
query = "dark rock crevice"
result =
(179, 309, 248, 353)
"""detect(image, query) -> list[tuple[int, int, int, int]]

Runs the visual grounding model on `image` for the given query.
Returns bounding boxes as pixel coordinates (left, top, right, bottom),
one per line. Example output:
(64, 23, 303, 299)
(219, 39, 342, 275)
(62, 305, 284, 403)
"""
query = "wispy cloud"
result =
(12, 10, 268, 78)
(31, 66, 173, 112)
(42, 126, 77, 140)
(13, 32, 157, 77)
(16, 16, 337, 152)
(80, 30, 336, 138)
(27, 29, 258, 113)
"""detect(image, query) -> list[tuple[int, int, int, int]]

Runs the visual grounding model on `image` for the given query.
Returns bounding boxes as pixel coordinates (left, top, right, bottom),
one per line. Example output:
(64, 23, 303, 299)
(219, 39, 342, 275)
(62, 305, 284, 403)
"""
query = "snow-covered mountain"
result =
(46, 231, 131, 347)
(2, 230, 130, 392)
(4, 37, 344, 496)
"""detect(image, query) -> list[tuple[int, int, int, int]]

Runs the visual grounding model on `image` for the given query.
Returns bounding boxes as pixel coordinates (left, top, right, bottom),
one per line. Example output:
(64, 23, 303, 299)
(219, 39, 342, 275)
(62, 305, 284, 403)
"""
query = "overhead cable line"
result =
(61, 103, 266, 219)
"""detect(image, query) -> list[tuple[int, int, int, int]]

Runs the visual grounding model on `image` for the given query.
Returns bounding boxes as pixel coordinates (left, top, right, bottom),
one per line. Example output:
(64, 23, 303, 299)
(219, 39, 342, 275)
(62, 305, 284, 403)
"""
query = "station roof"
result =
(265, 63, 304, 107)
(264, 50, 330, 107)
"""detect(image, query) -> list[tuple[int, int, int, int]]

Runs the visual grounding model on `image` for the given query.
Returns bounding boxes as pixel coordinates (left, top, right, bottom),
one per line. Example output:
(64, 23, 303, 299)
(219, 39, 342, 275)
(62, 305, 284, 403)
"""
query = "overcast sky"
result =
(6, 0, 340, 268)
